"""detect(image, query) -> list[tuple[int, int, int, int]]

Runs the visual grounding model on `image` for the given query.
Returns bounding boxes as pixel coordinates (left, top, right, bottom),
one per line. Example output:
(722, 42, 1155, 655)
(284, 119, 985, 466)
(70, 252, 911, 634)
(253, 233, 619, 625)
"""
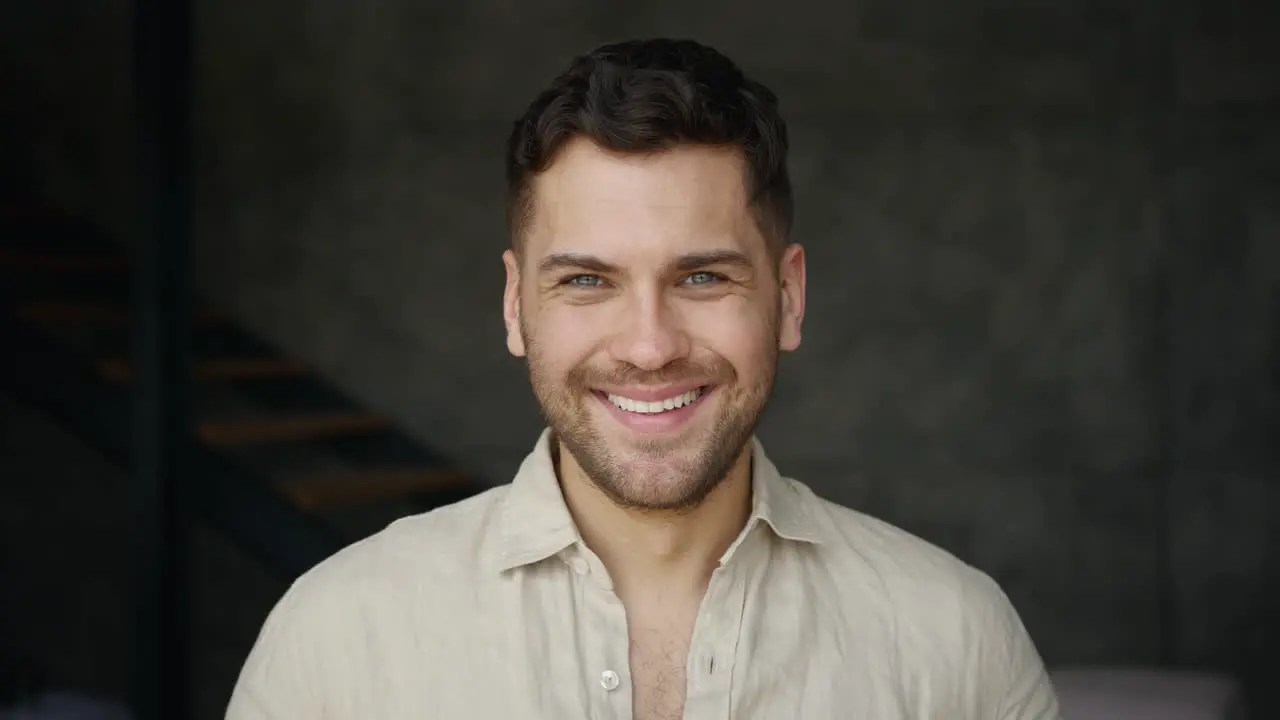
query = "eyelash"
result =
(561, 272, 725, 288)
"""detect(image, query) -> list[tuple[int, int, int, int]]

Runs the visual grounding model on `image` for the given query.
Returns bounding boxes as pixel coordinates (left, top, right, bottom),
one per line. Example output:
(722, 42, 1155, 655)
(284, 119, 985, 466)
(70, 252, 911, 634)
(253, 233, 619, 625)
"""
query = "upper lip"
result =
(595, 381, 710, 402)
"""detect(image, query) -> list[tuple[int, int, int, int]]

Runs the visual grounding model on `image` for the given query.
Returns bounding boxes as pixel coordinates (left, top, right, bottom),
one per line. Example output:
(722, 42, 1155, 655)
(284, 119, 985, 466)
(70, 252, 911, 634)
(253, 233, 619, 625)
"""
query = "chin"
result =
(603, 447, 729, 509)
(607, 478, 716, 512)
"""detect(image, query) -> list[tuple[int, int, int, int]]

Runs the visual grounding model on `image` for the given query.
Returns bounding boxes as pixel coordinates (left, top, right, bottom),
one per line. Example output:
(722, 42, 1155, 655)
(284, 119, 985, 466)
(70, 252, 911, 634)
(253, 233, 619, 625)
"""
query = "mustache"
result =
(567, 358, 735, 389)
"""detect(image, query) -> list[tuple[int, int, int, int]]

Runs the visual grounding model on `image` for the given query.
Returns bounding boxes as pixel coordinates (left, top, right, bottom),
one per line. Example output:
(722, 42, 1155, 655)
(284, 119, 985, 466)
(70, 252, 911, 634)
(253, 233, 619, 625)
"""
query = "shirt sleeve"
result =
(980, 574, 1062, 720)
(224, 580, 336, 720)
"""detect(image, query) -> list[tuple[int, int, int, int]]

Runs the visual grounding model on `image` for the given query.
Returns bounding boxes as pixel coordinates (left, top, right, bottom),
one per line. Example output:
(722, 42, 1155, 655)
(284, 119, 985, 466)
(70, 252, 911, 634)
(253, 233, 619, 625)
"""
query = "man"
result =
(227, 38, 1060, 719)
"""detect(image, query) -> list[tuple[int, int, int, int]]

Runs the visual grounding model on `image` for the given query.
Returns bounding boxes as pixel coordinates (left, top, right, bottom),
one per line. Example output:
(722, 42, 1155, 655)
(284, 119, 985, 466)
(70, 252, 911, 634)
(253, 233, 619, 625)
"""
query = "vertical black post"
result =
(1147, 1, 1181, 668)
(131, 0, 192, 716)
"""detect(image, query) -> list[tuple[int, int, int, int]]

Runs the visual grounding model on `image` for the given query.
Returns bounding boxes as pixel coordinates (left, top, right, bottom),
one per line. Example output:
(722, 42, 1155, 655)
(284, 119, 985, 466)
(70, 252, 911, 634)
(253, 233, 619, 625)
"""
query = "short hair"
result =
(504, 38, 793, 258)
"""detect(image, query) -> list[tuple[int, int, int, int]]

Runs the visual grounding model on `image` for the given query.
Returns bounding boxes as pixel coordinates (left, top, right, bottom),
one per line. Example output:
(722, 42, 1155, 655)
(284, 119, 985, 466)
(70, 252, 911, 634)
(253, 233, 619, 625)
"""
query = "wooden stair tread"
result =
(12, 301, 223, 327)
(276, 467, 474, 510)
(197, 412, 392, 446)
(0, 249, 128, 272)
(99, 356, 309, 382)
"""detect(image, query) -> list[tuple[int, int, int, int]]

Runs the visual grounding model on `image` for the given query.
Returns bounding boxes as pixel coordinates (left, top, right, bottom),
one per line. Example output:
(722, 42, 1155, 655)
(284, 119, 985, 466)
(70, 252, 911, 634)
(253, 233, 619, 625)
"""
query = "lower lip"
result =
(594, 387, 712, 435)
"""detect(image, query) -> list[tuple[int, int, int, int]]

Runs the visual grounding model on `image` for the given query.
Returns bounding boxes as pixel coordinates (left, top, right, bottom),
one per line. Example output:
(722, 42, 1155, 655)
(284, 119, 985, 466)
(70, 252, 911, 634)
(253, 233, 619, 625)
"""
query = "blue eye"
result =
(566, 274, 604, 287)
(684, 271, 720, 286)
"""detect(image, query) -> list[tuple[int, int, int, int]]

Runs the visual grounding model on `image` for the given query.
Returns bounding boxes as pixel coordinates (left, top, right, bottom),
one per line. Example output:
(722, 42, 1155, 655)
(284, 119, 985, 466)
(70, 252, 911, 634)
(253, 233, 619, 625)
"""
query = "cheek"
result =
(686, 299, 776, 373)
(527, 305, 606, 372)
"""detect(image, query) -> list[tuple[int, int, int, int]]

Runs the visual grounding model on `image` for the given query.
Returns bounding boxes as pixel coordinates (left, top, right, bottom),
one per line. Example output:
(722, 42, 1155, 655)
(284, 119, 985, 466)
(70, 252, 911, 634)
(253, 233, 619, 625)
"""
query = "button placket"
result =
(683, 559, 748, 718)
(574, 544, 631, 718)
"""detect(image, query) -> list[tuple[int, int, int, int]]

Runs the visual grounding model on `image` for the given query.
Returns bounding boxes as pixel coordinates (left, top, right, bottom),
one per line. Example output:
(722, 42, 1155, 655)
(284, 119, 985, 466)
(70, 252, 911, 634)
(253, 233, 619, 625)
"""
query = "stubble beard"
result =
(522, 324, 779, 513)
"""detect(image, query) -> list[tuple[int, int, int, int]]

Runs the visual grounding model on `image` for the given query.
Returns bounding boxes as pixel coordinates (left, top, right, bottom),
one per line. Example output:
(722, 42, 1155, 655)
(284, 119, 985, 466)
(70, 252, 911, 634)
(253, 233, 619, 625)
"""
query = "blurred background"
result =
(0, 0, 1275, 718)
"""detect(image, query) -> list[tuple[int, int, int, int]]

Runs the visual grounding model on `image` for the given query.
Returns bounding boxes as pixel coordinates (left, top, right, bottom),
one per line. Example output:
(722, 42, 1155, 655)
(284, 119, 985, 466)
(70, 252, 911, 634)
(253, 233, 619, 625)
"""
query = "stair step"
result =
(99, 356, 309, 382)
(197, 412, 391, 447)
(0, 249, 128, 272)
(11, 301, 223, 327)
(276, 467, 474, 510)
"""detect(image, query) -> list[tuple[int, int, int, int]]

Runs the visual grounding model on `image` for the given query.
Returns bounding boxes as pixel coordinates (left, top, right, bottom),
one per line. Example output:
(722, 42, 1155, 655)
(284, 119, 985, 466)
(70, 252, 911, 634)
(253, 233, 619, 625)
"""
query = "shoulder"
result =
(797, 481, 992, 595)
(282, 484, 510, 611)
(242, 484, 511, 661)
(793, 480, 1058, 716)
(227, 487, 512, 717)
(793, 479, 1023, 650)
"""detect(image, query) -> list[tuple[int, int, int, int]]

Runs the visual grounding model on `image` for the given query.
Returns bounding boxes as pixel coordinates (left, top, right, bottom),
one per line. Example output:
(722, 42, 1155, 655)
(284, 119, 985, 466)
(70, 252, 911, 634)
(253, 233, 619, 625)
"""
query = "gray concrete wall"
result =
(2, 0, 1277, 715)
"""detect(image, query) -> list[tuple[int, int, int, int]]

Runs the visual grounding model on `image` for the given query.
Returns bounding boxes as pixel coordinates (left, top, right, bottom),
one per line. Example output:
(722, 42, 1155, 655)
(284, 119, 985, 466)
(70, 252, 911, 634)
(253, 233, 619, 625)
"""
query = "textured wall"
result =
(1164, 111, 1279, 681)
(2, 0, 1277, 715)
(183, 0, 1279, 673)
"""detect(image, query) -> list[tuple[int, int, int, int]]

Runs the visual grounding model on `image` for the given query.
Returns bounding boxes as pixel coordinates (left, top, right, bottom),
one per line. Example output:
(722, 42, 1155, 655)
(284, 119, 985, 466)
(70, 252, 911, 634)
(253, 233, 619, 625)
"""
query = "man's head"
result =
(502, 38, 806, 512)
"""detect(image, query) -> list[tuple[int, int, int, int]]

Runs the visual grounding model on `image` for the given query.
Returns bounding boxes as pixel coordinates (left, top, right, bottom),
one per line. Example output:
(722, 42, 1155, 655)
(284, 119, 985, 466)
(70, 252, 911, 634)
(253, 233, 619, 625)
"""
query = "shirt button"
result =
(600, 670, 620, 691)
(570, 557, 589, 575)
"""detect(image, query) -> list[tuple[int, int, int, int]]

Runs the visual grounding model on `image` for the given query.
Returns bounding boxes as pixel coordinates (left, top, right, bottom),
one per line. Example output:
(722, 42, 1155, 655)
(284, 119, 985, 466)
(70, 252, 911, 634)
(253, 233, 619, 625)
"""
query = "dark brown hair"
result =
(504, 38, 793, 257)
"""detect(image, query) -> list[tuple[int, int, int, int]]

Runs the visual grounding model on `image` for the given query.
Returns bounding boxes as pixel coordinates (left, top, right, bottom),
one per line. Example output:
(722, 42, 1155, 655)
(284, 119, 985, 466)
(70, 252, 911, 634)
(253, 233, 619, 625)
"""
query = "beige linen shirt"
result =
(227, 430, 1060, 719)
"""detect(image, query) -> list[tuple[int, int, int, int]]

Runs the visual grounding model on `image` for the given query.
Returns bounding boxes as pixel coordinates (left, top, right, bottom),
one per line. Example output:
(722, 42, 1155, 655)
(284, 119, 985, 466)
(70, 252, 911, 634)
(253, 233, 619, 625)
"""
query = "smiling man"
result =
(227, 39, 1060, 719)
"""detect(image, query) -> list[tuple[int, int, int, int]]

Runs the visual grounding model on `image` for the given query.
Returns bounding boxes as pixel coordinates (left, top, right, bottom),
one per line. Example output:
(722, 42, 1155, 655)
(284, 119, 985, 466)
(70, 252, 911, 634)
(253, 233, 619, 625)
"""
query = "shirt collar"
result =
(496, 429, 823, 573)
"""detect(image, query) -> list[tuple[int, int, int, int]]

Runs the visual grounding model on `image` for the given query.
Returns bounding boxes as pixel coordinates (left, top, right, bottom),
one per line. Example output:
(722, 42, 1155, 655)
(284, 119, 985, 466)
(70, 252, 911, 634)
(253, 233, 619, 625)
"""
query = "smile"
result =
(592, 384, 713, 434)
(605, 387, 704, 414)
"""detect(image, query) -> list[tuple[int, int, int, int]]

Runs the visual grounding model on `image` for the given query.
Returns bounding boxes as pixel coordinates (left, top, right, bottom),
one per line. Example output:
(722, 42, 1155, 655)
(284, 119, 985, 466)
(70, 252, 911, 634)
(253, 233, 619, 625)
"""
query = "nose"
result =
(608, 290, 690, 371)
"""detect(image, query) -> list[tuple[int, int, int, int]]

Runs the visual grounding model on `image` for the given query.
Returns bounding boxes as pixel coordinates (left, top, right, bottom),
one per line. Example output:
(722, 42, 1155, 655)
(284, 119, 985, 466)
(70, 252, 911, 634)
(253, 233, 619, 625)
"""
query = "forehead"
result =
(524, 139, 762, 263)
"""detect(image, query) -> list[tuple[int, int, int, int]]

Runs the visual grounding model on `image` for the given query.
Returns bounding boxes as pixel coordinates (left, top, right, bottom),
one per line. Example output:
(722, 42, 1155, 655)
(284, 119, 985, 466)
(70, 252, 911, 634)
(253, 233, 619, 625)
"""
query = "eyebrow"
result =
(537, 249, 755, 276)
(670, 250, 754, 273)
(537, 253, 620, 275)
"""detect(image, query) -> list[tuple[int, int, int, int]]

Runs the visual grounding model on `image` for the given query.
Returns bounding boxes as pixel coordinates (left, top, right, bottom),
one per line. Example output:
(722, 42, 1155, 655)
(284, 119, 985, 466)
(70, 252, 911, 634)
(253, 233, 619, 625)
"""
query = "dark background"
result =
(0, 1, 1276, 718)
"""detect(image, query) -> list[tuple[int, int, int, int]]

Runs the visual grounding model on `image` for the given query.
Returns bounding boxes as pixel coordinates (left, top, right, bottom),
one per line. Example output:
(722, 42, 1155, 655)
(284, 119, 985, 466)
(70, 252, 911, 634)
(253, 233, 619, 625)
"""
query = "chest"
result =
(626, 608, 697, 720)
(478, 573, 917, 720)
(372, 552, 955, 719)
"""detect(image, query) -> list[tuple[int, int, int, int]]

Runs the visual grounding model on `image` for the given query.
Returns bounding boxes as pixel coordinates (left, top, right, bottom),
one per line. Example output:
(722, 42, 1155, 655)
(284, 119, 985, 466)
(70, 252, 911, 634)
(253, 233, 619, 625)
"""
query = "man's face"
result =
(503, 138, 805, 511)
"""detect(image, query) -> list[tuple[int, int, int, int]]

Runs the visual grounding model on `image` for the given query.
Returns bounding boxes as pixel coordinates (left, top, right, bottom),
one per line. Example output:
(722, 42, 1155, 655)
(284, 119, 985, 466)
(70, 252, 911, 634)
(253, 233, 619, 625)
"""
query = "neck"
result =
(557, 441, 754, 598)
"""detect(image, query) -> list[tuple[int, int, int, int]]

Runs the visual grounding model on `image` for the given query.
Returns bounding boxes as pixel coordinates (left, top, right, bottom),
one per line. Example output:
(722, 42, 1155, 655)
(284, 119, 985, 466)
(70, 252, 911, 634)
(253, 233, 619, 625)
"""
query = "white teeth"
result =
(607, 387, 703, 414)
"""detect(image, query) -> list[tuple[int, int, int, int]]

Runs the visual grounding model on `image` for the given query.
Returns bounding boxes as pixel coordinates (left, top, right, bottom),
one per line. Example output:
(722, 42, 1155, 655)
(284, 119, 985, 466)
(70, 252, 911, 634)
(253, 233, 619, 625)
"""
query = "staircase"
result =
(0, 200, 488, 575)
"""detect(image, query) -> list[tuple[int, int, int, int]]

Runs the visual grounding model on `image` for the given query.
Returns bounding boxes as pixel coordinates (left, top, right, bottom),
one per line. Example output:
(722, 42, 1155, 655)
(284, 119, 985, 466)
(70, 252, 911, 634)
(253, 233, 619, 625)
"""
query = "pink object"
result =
(1051, 667, 1246, 720)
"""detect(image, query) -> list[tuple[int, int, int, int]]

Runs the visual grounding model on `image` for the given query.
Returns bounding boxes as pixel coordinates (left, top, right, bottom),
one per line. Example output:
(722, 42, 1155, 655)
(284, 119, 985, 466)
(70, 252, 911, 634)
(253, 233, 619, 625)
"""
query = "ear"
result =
(502, 249, 527, 357)
(777, 243, 806, 352)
